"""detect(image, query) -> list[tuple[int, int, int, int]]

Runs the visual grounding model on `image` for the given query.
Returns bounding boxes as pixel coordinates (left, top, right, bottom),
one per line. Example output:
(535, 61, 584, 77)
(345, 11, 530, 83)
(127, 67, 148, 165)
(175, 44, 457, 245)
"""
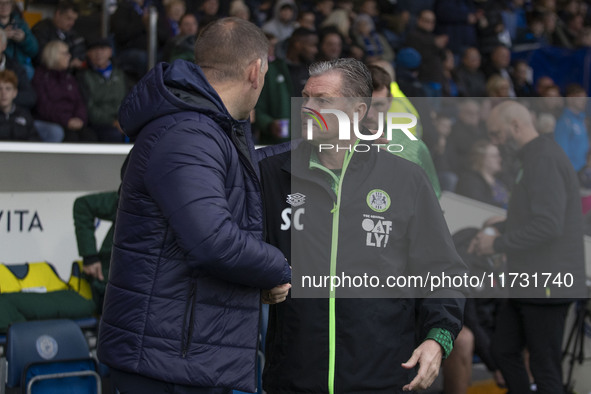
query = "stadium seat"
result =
(0, 319, 101, 394)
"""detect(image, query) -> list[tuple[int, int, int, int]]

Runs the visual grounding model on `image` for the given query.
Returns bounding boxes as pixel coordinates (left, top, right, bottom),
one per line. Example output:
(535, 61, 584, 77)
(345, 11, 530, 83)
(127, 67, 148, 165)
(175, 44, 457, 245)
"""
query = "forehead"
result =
(486, 112, 502, 131)
(371, 86, 389, 98)
(302, 73, 343, 96)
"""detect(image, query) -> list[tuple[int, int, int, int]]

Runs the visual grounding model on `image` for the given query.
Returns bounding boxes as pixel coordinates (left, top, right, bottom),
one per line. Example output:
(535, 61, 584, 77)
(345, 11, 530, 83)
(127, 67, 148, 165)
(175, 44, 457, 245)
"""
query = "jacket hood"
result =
(119, 60, 231, 138)
(273, 0, 297, 20)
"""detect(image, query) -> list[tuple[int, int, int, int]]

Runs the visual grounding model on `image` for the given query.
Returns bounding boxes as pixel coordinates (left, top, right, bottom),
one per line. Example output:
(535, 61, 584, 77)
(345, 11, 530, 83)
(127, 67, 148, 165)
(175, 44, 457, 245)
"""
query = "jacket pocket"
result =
(180, 280, 197, 358)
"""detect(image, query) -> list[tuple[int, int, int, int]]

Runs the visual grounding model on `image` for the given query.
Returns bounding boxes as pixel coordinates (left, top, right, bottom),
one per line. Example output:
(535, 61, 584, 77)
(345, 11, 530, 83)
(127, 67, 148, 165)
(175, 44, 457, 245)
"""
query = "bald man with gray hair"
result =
(471, 100, 586, 394)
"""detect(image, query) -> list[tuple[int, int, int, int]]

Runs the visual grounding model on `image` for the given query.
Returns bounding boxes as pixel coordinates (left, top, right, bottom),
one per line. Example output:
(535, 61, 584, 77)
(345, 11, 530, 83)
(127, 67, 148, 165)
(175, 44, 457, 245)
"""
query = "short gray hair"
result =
(309, 58, 372, 98)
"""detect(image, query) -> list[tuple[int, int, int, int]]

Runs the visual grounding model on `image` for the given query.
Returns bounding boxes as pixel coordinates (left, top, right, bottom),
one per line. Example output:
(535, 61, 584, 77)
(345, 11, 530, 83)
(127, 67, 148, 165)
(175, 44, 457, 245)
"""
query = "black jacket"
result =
(260, 142, 465, 393)
(0, 105, 39, 141)
(493, 136, 586, 300)
(32, 18, 86, 62)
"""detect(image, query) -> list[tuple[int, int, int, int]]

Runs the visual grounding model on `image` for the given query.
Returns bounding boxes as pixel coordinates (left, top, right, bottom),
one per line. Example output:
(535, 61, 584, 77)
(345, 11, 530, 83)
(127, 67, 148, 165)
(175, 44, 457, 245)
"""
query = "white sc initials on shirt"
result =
(280, 207, 305, 231)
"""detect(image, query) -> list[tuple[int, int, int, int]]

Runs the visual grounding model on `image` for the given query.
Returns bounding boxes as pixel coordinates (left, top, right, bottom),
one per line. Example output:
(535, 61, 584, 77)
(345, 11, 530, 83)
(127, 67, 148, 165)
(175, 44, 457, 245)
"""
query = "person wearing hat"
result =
(78, 38, 127, 142)
(396, 47, 427, 97)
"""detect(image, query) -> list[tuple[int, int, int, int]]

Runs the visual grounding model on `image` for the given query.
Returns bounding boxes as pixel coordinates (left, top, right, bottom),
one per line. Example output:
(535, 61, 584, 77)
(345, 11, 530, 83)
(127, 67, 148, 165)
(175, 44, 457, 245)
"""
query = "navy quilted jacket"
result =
(97, 60, 291, 391)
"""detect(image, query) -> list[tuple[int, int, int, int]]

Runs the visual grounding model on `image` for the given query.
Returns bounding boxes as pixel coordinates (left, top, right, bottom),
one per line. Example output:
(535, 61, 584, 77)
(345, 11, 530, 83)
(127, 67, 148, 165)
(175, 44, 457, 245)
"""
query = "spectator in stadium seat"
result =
(163, 13, 198, 62)
(554, 83, 589, 172)
(454, 47, 487, 97)
(78, 38, 127, 143)
(405, 9, 447, 95)
(433, 0, 479, 55)
(352, 13, 394, 63)
(320, 8, 353, 47)
(511, 60, 535, 97)
(486, 74, 511, 98)
(395, 47, 426, 97)
(0, 0, 37, 79)
(483, 45, 515, 97)
(165, 0, 186, 37)
(456, 140, 509, 208)
(32, 40, 96, 142)
(0, 28, 36, 109)
(0, 69, 39, 140)
(316, 26, 344, 61)
(32, 1, 85, 69)
(262, 0, 297, 42)
(447, 99, 488, 174)
(284, 27, 318, 96)
(229, 0, 250, 20)
(110, 0, 169, 81)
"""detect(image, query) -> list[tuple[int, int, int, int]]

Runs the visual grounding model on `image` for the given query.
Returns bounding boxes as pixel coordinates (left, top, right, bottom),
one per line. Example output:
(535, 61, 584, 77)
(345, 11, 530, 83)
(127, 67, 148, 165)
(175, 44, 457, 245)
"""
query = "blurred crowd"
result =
(0, 0, 590, 193)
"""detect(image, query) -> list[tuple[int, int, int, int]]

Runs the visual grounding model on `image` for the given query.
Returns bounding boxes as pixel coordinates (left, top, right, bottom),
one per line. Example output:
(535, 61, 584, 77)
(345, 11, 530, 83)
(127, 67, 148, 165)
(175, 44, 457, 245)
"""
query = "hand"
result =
(83, 261, 104, 281)
(67, 118, 84, 130)
(6, 27, 25, 42)
(401, 339, 443, 391)
(70, 58, 84, 69)
(467, 232, 497, 256)
(262, 283, 291, 304)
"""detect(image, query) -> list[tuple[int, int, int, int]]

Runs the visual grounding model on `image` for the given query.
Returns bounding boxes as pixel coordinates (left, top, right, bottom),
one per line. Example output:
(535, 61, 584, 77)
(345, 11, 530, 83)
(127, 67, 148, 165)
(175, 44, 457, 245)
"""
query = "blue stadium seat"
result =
(0, 319, 101, 394)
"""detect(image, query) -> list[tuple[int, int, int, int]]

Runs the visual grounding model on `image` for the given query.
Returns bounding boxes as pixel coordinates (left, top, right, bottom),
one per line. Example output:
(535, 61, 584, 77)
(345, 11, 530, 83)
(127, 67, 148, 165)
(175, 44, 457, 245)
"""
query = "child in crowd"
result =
(0, 69, 39, 140)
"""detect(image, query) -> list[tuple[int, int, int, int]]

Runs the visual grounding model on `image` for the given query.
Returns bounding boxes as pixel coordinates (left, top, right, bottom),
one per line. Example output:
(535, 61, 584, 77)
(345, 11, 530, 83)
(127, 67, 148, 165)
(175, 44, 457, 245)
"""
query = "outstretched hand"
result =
(401, 339, 443, 392)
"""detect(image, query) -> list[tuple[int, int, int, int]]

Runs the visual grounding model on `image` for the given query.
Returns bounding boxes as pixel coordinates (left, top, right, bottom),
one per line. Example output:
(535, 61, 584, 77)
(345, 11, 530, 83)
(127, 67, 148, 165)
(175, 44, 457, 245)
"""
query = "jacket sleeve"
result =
(144, 120, 291, 289)
(73, 191, 119, 263)
(493, 155, 568, 253)
(407, 173, 466, 339)
(16, 19, 38, 58)
(31, 68, 65, 126)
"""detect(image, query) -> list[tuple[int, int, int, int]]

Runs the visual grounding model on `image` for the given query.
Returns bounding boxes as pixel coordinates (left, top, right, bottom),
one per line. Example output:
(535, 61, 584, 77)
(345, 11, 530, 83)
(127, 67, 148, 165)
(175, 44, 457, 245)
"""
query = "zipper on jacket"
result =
(309, 145, 357, 394)
(181, 280, 197, 358)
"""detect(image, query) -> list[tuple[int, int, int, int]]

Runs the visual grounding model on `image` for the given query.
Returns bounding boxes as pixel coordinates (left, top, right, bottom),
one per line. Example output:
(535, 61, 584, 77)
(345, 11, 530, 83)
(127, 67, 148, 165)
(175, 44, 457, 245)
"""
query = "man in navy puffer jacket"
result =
(97, 18, 292, 394)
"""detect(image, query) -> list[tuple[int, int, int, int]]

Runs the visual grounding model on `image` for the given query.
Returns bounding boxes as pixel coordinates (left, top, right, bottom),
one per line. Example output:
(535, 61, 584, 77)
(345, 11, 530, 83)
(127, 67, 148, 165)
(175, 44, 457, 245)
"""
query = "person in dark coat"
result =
(32, 1, 85, 69)
(32, 40, 96, 142)
(0, 0, 38, 79)
(97, 18, 291, 394)
(454, 47, 487, 97)
(78, 38, 127, 142)
(470, 101, 587, 394)
(0, 28, 36, 109)
(0, 69, 39, 140)
(455, 140, 509, 208)
(110, 0, 170, 81)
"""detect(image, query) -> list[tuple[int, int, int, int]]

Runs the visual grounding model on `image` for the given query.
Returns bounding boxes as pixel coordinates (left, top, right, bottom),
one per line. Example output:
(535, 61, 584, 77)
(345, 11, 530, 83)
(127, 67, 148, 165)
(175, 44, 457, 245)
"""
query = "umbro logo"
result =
(286, 193, 306, 207)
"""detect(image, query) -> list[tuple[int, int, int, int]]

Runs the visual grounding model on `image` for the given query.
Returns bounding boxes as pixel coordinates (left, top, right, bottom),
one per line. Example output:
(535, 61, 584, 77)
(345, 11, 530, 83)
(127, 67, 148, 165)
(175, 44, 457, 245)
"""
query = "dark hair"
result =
(309, 58, 373, 98)
(179, 12, 197, 24)
(367, 64, 391, 92)
(318, 26, 344, 44)
(0, 69, 18, 89)
(565, 83, 586, 96)
(56, 0, 78, 14)
(287, 27, 317, 50)
(195, 17, 268, 82)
